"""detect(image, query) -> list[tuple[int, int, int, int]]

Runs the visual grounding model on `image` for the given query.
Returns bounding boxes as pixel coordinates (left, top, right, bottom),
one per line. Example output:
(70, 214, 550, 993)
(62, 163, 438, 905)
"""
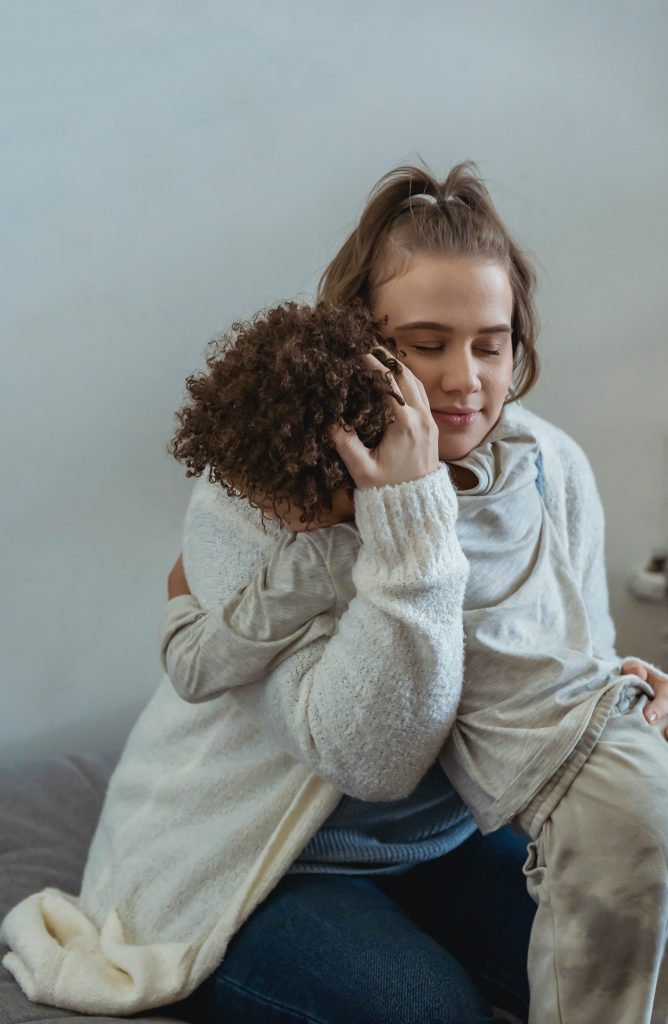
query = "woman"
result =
(161, 162, 564, 1023)
(163, 164, 668, 1022)
(4, 162, 649, 1023)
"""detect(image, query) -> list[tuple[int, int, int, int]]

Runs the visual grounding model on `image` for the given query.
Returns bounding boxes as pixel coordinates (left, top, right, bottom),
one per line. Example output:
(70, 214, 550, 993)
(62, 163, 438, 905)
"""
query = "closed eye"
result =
(412, 345, 501, 356)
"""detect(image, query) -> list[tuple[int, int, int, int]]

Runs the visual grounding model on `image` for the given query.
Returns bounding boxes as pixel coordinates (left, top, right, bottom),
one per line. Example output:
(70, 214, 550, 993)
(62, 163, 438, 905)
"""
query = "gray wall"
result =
(2, 0, 667, 765)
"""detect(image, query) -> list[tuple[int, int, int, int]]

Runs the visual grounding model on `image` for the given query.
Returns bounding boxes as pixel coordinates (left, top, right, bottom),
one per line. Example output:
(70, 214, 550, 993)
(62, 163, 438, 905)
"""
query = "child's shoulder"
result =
(185, 472, 281, 540)
(294, 521, 361, 566)
(186, 472, 361, 564)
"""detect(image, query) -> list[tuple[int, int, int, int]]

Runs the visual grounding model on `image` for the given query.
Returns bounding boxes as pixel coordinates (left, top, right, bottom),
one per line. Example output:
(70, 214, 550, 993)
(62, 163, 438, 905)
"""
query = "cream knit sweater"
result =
(0, 406, 630, 1015)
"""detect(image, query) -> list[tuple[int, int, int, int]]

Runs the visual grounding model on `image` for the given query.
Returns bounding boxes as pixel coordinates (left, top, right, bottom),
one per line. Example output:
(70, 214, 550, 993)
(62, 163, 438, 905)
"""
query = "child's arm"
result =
(160, 528, 346, 703)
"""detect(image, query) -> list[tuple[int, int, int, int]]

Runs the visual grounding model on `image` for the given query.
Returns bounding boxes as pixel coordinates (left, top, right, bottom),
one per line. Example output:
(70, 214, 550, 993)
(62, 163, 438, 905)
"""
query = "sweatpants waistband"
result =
(515, 679, 651, 839)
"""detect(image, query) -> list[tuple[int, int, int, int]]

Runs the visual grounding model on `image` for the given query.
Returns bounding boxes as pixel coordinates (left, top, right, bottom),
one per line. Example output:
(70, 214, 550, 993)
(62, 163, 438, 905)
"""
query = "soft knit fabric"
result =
(0, 404, 643, 1015)
(287, 758, 478, 875)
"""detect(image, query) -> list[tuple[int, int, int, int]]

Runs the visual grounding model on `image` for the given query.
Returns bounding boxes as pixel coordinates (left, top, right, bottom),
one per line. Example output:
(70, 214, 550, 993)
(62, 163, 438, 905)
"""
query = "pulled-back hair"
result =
(317, 161, 540, 400)
(168, 301, 402, 526)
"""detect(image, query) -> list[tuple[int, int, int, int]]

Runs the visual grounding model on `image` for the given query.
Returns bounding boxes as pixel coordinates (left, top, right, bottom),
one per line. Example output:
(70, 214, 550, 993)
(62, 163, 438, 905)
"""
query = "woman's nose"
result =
(439, 353, 481, 393)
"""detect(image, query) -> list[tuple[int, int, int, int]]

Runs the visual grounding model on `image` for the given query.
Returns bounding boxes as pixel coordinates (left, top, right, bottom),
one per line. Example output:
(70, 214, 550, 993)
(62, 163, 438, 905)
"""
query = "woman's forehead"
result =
(372, 254, 513, 326)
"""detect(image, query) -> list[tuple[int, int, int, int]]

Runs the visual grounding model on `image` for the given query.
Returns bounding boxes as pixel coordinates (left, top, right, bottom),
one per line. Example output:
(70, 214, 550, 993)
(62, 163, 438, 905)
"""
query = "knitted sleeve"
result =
(159, 529, 344, 703)
(228, 467, 469, 802)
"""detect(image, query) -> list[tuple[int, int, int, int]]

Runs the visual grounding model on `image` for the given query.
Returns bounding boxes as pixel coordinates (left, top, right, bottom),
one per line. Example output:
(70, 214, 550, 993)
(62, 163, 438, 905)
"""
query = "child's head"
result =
(169, 301, 402, 527)
(317, 161, 540, 461)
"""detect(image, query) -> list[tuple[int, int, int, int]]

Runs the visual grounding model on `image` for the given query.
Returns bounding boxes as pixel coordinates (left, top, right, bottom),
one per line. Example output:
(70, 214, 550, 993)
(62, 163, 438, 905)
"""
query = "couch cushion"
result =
(0, 750, 186, 1024)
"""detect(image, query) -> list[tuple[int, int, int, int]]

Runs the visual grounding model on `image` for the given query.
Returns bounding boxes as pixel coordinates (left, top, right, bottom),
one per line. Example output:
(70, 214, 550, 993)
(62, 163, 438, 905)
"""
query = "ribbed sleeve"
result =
(353, 466, 459, 584)
(229, 465, 470, 801)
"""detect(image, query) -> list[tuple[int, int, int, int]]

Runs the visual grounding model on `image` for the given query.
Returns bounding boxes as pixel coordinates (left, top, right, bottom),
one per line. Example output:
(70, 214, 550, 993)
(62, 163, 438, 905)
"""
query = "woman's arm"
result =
(178, 350, 468, 801)
(160, 530, 347, 703)
(184, 466, 469, 802)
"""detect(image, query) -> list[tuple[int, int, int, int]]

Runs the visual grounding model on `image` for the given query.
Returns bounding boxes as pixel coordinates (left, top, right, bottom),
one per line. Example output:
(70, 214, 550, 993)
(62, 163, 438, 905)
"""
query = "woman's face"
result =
(370, 254, 515, 462)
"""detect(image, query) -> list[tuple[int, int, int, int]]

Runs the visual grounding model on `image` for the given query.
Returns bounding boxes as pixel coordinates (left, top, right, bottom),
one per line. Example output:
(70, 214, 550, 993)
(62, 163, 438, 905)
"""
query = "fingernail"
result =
(648, 711, 658, 723)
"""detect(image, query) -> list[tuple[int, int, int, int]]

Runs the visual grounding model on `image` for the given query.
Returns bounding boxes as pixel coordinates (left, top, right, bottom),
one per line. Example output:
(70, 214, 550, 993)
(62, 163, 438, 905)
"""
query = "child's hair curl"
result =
(168, 301, 402, 526)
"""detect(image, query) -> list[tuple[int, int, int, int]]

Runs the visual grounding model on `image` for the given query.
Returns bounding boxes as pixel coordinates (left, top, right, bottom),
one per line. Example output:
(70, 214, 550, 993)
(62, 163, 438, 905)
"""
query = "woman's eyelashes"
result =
(410, 344, 502, 357)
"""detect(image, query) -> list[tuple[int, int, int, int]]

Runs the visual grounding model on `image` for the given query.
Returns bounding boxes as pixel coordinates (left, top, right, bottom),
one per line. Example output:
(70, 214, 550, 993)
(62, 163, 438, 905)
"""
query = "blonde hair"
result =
(317, 161, 540, 400)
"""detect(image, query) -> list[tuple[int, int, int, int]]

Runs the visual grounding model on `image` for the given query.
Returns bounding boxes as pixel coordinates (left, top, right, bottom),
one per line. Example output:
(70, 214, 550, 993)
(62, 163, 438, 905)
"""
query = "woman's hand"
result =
(622, 657, 668, 738)
(168, 554, 192, 599)
(328, 347, 440, 490)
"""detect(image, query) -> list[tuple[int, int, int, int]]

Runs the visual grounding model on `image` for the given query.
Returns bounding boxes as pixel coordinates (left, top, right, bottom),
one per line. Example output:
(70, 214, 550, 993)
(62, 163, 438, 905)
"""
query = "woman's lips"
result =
(431, 409, 480, 429)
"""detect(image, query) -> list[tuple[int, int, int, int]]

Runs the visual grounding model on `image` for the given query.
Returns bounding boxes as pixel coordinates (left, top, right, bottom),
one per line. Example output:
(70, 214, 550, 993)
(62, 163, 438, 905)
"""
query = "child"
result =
(162, 299, 668, 1024)
(162, 299, 404, 696)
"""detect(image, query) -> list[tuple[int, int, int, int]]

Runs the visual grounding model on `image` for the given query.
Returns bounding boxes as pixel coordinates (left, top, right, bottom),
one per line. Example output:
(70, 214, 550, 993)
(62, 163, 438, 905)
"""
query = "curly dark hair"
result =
(168, 301, 403, 525)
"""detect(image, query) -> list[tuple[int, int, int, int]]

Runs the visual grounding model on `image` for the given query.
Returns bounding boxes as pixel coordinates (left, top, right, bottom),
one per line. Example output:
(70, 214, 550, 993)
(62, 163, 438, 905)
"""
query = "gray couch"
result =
(0, 752, 524, 1024)
(0, 750, 191, 1024)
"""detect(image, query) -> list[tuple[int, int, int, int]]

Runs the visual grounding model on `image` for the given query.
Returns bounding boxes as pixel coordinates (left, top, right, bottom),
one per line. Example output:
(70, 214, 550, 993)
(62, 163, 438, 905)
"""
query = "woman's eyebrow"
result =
(394, 321, 512, 334)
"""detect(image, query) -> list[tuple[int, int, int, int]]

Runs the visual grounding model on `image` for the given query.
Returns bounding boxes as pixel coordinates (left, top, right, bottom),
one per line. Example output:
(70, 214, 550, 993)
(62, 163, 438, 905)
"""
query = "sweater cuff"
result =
(353, 465, 459, 576)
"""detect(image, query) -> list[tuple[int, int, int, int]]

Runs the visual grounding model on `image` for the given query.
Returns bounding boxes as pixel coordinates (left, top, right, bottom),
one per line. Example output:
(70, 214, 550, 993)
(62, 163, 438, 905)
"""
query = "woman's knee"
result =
(193, 872, 499, 1024)
(209, 967, 496, 1024)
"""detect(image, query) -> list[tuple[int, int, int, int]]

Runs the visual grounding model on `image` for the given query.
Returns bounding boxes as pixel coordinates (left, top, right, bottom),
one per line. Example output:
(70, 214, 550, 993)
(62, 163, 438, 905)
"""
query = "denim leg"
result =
(167, 871, 500, 1024)
(379, 825, 535, 1020)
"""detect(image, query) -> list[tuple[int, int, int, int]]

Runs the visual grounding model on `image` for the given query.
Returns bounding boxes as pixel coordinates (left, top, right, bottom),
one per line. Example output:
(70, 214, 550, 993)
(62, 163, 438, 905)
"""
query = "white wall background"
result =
(2, 0, 667, 765)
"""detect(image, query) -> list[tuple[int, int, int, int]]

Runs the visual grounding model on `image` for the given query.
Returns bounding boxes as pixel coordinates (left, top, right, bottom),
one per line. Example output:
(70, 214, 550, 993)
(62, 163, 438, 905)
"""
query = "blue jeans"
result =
(166, 826, 535, 1024)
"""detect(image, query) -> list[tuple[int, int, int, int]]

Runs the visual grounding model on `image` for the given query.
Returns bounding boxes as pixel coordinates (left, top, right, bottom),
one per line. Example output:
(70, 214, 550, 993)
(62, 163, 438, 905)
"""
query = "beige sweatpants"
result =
(518, 692, 668, 1024)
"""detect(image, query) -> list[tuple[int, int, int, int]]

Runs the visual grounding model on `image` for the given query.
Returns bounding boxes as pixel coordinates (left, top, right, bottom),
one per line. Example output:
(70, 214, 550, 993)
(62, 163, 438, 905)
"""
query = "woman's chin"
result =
(438, 423, 494, 463)
(439, 440, 478, 463)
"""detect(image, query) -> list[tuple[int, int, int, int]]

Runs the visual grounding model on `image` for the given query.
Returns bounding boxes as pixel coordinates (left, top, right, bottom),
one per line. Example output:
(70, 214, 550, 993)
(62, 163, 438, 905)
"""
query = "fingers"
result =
(362, 348, 428, 414)
(363, 349, 406, 407)
(622, 658, 649, 681)
(625, 660, 668, 728)
(327, 422, 373, 482)
(327, 344, 437, 489)
(643, 665, 668, 726)
(620, 658, 668, 729)
(644, 696, 668, 726)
